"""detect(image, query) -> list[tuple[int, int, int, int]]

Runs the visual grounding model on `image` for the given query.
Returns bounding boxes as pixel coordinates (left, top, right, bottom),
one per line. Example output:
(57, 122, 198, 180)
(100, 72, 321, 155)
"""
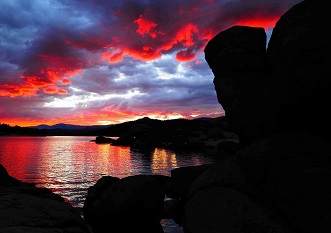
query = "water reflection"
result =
(0, 136, 216, 233)
(151, 148, 178, 174)
(0, 136, 215, 207)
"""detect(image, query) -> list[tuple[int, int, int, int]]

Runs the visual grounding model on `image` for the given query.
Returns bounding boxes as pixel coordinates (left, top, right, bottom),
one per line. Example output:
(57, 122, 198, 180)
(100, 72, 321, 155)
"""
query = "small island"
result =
(91, 116, 239, 153)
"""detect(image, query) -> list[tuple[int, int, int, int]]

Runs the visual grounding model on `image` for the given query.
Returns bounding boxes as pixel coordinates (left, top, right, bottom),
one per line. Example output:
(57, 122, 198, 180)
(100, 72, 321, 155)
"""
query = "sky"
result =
(0, 0, 302, 126)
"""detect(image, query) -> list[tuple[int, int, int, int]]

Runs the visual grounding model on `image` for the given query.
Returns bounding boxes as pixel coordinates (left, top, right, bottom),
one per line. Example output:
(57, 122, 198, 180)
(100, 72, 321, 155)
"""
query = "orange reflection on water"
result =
(151, 148, 178, 175)
(95, 144, 133, 178)
(0, 137, 44, 181)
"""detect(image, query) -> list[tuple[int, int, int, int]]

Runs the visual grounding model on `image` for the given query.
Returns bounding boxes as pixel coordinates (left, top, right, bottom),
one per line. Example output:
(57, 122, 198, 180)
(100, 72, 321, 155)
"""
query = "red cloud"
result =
(102, 51, 124, 64)
(43, 85, 68, 95)
(0, 84, 39, 98)
(62, 78, 71, 86)
(0, 0, 301, 100)
(0, 34, 86, 98)
(102, 1, 300, 64)
(175, 23, 199, 47)
(134, 14, 163, 38)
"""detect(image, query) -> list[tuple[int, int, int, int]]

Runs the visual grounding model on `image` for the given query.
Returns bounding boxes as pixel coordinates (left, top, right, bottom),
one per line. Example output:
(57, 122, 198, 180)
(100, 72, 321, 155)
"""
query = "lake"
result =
(0, 136, 216, 232)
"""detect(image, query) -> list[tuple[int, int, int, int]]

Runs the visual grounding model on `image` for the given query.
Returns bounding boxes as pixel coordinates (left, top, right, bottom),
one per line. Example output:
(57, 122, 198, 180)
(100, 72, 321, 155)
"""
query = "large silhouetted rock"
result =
(267, 0, 331, 139)
(0, 164, 89, 233)
(83, 175, 165, 233)
(205, 0, 331, 143)
(185, 0, 331, 233)
(184, 187, 294, 233)
(205, 26, 270, 143)
(184, 157, 295, 233)
(236, 131, 331, 233)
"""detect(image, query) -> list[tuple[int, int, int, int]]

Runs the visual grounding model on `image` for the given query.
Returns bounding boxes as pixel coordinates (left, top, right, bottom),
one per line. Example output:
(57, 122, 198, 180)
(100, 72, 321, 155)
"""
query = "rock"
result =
(184, 187, 294, 233)
(199, 1, 331, 232)
(83, 175, 165, 233)
(83, 175, 120, 220)
(94, 135, 116, 144)
(187, 158, 261, 200)
(235, 131, 331, 185)
(184, 159, 292, 232)
(167, 164, 212, 199)
(183, 131, 331, 233)
(0, 164, 89, 233)
(234, 131, 331, 233)
(205, 26, 272, 143)
(267, 0, 331, 140)
(237, 131, 331, 233)
(216, 140, 241, 158)
(205, 0, 331, 143)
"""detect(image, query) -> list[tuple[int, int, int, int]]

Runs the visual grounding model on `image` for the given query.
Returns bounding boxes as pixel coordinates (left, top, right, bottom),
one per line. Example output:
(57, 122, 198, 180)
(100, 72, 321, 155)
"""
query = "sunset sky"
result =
(0, 0, 302, 126)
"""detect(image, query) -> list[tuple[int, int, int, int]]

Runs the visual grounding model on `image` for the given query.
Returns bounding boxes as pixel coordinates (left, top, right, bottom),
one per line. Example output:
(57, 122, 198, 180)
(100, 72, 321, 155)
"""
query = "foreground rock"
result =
(205, 0, 331, 143)
(0, 164, 89, 233)
(180, 0, 331, 232)
(182, 131, 331, 233)
(83, 175, 167, 233)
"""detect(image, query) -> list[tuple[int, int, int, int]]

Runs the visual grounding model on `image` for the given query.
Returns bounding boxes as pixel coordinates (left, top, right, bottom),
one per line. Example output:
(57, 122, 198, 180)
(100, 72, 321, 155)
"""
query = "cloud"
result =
(0, 0, 302, 125)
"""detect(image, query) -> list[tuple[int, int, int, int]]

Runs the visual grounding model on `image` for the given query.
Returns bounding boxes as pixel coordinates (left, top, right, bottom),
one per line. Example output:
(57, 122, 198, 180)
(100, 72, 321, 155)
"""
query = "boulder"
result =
(234, 131, 331, 233)
(205, 26, 270, 143)
(0, 164, 89, 233)
(187, 158, 261, 200)
(184, 158, 293, 233)
(205, 0, 331, 143)
(184, 187, 294, 233)
(198, 1, 331, 232)
(267, 0, 331, 139)
(83, 175, 165, 233)
(167, 164, 212, 199)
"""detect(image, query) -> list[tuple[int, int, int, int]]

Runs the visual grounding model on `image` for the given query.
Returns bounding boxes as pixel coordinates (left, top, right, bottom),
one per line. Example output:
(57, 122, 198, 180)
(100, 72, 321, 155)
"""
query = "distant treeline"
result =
(0, 123, 46, 136)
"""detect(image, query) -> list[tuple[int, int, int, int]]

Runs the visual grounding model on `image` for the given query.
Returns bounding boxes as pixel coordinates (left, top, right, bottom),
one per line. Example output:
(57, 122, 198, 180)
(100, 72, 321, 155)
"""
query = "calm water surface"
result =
(0, 136, 216, 232)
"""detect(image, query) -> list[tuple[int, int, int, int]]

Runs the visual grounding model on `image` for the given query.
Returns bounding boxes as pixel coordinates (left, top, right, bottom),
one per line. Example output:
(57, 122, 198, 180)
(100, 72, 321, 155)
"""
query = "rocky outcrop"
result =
(180, 0, 331, 233)
(205, 26, 271, 143)
(205, 0, 331, 143)
(182, 131, 331, 233)
(267, 0, 331, 140)
(205, 26, 267, 144)
(0, 164, 89, 233)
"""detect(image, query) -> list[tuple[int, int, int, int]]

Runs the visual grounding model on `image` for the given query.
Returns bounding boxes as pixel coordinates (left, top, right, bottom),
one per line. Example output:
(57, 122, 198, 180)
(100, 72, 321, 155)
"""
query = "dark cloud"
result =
(0, 0, 302, 125)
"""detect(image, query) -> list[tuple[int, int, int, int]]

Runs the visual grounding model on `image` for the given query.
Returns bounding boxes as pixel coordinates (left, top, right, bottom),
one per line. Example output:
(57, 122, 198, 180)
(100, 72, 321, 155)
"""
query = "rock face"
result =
(205, 0, 331, 143)
(0, 164, 89, 233)
(181, 0, 331, 233)
(205, 26, 272, 143)
(267, 0, 331, 139)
